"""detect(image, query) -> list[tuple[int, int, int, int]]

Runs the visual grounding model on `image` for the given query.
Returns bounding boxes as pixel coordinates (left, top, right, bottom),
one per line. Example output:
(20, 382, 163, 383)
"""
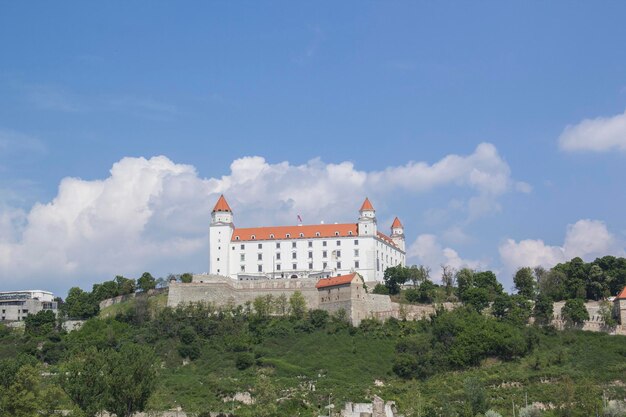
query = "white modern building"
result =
(0, 290, 58, 322)
(209, 195, 405, 283)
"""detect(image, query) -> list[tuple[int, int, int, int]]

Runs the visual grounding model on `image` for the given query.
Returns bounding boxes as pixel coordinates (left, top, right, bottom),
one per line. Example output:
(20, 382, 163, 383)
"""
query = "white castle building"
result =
(209, 195, 405, 282)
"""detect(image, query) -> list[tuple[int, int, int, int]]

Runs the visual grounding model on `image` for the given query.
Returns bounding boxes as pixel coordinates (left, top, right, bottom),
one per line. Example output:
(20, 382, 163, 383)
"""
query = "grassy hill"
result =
(1, 292, 625, 417)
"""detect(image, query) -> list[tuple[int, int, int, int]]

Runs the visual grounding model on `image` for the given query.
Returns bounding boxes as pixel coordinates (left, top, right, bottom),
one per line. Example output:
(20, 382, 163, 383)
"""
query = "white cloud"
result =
(407, 234, 485, 282)
(499, 219, 625, 274)
(559, 109, 626, 152)
(0, 143, 524, 292)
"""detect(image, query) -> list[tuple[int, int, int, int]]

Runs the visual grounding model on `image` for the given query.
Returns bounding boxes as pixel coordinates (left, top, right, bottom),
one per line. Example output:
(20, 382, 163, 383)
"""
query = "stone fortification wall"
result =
(168, 274, 320, 310)
(550, 300, 626, 336)
(99, 288, 166, 310)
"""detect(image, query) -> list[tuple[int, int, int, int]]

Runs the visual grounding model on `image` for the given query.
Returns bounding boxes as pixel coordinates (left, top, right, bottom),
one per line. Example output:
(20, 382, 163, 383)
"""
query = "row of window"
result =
(243, 261, 360, 273)
(241, 249, 359, 262)
(235, 230, 357, 241)
(234, 239, 359, 251)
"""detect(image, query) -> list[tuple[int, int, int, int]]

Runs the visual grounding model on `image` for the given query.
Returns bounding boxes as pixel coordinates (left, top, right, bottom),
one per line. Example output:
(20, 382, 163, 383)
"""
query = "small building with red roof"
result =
(208, 195, 406, 283)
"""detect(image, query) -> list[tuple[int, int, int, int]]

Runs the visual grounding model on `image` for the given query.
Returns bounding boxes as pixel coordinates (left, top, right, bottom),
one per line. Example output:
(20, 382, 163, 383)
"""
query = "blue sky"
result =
(1, 2, 626, 295)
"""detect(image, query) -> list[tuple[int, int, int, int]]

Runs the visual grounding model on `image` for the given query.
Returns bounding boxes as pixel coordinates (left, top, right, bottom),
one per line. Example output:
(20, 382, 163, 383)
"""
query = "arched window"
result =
(315, 232, 320, 237)
(251, 235, 256, 240)
(348, 231, 353, 235)
(299, 232, 304, 238)
(286, 233, 291, 238)
(335, 231, 339, 236)
(269, 234, 275, 239)
(235, 236, 240, 240)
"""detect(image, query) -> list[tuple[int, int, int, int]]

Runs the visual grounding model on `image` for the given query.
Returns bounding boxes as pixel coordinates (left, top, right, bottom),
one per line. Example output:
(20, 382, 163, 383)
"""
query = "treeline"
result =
(61, 272, 193, 319)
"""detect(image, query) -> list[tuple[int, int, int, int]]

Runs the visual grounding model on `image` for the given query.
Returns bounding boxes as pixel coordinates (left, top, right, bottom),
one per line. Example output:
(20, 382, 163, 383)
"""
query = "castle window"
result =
(348, 231, 353, 235)
(354, 249, 359, 257)
(354, 239, 359, 245)
(334, 231, 339, 236)
(241, 265, 245, 272)
(251, 235, 256, 240)
(323, 251, 327, 258)
(276, 264, 281, 271)
(355, 261, 360, 268)
(235, 236, 240, 240)
(337, 262, 342, 269)
(292, 263, 297, 270)
(292, 252, 297, 259)
(323, 262, 327, 269)
(316, 232, 320, 237)
(270, 234, 275, 239)
(323, 241, 327, 247)
(299, 232, 304, 238)
(277, 253, 281, 260)
(308, 241, 313, 247)
(276, 242, 280, 248)
(232, 246, 235, 250)
(240, 254, 245, 261)
(258, 243, 262, 249)
(336, 250, 341, 258)
(258, 253, 262, 261)
(218, 246, 221, 250)
(292, 241, 297, 248)
(217, 258, 220, 261)
(286, 233, 291, 238)
(336, 240, 341, 246)
(308, 251, 313, 259)
(241, 244, 244, 250)
(309, 262, 313, 269)
(258, 265, 262, 272)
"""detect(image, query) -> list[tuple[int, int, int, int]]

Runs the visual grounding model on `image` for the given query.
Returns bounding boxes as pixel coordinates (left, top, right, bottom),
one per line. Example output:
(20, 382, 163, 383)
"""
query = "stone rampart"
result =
(99, 288, 166, 310)
(168, 274, 321, 310)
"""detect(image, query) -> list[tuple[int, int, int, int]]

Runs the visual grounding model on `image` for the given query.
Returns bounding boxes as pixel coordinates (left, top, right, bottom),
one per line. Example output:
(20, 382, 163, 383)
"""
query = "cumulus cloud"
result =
(499, 219, 625, 274)
(407, 234, 485, 282)
(0, 143, 525, 292)
(559, 109, 626, 152)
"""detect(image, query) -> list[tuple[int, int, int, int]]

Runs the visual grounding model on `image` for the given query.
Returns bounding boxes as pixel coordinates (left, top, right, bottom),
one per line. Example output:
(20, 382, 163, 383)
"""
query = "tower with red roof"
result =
(209, 195, 235, 276)
(390, 217, 405, 252)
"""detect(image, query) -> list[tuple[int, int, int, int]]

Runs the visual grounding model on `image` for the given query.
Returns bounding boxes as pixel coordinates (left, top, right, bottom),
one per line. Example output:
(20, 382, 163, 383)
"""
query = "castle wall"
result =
(168, 274, 320, 310)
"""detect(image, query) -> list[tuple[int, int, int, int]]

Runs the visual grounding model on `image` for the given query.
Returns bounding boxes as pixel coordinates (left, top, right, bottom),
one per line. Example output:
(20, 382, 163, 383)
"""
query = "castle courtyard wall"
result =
(168, 274, 320, 310)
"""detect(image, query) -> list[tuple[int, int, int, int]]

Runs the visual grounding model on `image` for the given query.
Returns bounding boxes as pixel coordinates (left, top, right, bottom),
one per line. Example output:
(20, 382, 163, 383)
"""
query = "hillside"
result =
(1, 291, 625, 417)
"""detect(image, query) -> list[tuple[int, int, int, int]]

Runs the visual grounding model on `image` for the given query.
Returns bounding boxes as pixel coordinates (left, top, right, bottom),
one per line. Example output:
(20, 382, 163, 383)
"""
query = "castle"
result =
(209, 195, 406, 282)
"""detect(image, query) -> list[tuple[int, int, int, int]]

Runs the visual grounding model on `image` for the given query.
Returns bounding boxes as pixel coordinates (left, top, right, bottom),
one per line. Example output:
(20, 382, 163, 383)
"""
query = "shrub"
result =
(372, 283, 389, 295)
(561, 298, 589, 326)
(518, 405, 543, 417)
(235, 352, 255, 370)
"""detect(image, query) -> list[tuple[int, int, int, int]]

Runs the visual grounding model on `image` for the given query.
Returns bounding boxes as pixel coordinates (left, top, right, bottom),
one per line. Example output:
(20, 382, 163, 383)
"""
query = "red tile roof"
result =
(391, 217, 403, 228)
(360, 197, 375, 211)
(377, 231, 397, 247)
(232, 223, 358, 241)
(617, 286, 626, 300)
(212, 195, 232, 213)
(316, 273, 358, 289)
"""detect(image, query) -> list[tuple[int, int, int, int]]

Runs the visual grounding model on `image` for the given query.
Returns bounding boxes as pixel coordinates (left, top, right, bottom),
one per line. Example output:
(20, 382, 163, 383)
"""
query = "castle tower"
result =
(390, 217, 405, 252)
(209, 195, 234, 276)
(615, 286, 626, 325)
(357, 197, 377, 236)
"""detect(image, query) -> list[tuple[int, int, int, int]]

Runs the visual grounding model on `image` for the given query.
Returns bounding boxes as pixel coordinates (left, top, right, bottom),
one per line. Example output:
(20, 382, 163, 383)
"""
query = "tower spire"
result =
(212, 194, 232, 213)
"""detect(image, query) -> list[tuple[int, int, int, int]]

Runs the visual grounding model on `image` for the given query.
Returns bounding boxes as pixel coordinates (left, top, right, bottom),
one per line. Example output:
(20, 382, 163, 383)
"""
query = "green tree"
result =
(63, 287, 99, 319)
(115, 275, 136, 295)
(598, 300, 617, 328)
(462, 287, 490, 312)
(0, 364, 40, 417)
(24, 310, 56, 337)
(253, 295, 274, 317)
(104, 344, 158, 417)
(533, 294, 554, 326)
(561, 298, 589, 327)
(180, 272, 193, 283)
(441, 265, 456, 296)
(137, 272, 156, 293)
(514, 267, 537, 299)
(60, 347, 107, 417)
(289, 291, 307, 319)
(372, 283, 389, 295)
(384, 265, 410, 295)
(463, 377, 488, 416)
